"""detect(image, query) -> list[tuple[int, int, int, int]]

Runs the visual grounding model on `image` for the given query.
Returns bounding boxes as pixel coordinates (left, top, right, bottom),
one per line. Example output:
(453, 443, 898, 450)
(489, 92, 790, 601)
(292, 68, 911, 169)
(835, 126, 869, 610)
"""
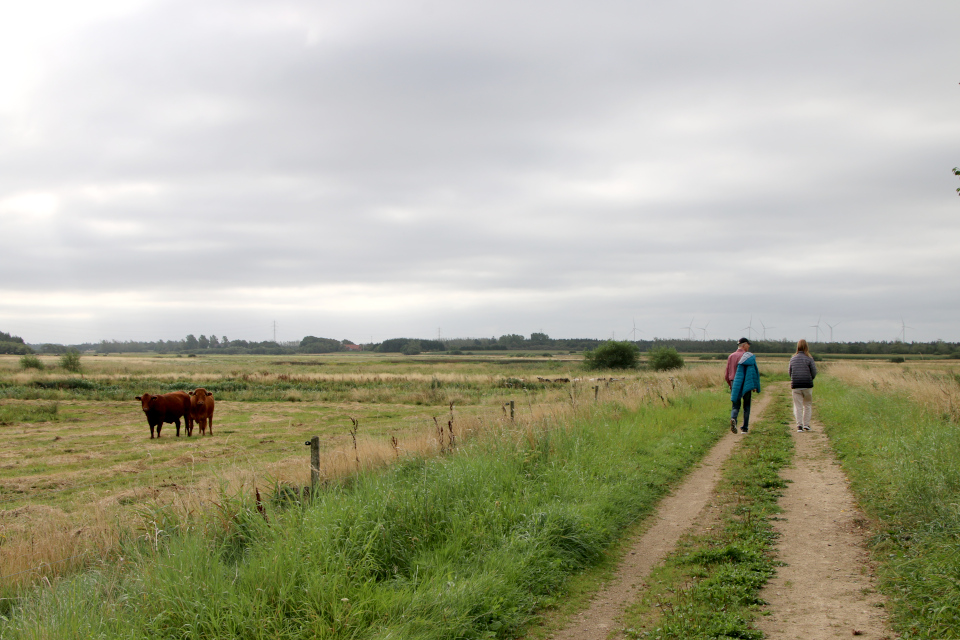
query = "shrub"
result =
(59, 349, 83, 373)
(20, 354, 44, 370)
(648, 347, 685, 371)
(583, 341, 639, 370)
(890, 356, 905, 364)
(401, 341, 422, 356)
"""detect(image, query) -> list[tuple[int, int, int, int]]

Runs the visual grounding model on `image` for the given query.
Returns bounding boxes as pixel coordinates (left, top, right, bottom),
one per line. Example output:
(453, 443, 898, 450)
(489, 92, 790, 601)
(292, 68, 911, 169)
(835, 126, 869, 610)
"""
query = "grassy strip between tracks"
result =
(1, 389, 728, 639)
(816, 376, 960, 639)
(620, 386, 792, 639)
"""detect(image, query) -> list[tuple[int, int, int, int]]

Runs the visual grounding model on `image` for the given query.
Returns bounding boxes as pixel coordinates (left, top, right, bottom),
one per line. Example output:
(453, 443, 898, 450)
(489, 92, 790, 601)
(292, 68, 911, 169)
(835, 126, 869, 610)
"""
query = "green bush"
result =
(59, 348, 83, 373)
(401, 340, 421, 355)
(582, 340, 639, 369)
(648, 346, 685, 371)
(890, 356, 905, 364)
(19, 355, 44, 370)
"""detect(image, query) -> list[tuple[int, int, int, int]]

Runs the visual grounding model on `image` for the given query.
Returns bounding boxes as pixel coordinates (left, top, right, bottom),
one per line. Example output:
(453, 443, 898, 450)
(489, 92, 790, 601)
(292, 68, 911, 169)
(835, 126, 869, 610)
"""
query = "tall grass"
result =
(1, 389, 729, 639)
(817, 376, 960, 639)
(827, 361, 960, 423)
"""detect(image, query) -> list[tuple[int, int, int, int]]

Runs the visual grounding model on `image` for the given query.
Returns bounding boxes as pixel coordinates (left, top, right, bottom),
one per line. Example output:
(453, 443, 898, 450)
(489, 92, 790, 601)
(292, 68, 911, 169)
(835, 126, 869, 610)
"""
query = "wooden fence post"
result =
(510, 400, 515, 421)
(304, 436, 320, 490)
(594, 385, 599, 401)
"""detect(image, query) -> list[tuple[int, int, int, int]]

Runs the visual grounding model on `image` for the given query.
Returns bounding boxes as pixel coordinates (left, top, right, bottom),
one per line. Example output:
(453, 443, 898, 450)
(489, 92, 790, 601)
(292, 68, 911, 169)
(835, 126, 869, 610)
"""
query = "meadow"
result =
(0, 352, 748, 597)
(6, 351, 958, 638)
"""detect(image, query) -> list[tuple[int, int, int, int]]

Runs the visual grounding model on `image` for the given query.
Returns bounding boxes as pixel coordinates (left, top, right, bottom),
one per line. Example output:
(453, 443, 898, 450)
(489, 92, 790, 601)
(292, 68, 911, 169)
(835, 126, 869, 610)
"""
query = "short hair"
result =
(796, 339, 810, 355)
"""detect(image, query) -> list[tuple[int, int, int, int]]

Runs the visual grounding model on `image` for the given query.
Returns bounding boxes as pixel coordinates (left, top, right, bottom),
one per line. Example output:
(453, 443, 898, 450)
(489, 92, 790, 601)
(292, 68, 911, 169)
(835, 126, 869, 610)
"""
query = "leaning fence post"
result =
(594, 385, 599, 401)
(304, 436, 320, 490)
(510, 400, 515, 421)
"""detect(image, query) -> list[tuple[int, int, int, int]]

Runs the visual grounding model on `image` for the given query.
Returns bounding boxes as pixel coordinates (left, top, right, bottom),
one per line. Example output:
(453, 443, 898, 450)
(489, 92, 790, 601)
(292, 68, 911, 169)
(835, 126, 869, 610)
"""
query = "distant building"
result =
(344, 344, 362, 351)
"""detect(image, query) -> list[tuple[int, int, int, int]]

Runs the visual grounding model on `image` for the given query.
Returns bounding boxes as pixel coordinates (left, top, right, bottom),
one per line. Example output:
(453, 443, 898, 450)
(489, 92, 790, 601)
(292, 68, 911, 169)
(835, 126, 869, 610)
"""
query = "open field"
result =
(0, 352, 747, 595)
(0, 352, 736, 638)
(6, 352, 957, 638)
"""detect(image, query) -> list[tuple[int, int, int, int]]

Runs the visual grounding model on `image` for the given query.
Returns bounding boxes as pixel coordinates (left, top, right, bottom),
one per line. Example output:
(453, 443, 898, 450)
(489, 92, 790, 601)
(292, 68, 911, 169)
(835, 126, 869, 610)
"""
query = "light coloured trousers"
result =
(791, 388, 813, 427)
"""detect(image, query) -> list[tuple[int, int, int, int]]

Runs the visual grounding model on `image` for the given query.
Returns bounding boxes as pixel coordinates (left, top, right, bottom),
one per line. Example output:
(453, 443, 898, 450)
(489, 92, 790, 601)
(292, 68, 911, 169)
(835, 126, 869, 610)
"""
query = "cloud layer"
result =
(2, 0, 958, 344)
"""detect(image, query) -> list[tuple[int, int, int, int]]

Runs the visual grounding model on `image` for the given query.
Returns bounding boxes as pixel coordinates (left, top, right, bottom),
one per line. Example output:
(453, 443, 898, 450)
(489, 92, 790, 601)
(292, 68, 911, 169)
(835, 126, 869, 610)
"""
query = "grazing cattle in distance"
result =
(188, 388, 215, 436)
(135, 391, 192, 439)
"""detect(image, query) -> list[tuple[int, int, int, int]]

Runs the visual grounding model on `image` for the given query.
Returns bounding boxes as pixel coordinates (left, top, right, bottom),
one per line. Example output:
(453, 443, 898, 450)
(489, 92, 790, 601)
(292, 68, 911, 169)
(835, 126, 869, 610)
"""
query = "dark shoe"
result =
(802, 425, 811, 431)
(741, 427, 748, 433)
(797, 426, 803, 432)
(730, 418, 738, 434)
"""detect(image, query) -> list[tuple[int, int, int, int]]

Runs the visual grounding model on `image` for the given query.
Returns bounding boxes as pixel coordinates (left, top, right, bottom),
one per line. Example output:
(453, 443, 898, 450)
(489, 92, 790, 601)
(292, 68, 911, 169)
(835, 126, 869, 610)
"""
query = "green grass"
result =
(816, 377, 960, 639)
(1, 390, 730, 639)
(621, 386, 793, 639)
(0, 401, 59, 425)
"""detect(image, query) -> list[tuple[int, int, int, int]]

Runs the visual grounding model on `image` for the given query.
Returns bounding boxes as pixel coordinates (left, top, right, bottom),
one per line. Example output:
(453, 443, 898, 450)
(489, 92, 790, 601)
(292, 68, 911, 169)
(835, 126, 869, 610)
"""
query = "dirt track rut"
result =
(547, 390, 774, 640)
(756, 416, 893, 639)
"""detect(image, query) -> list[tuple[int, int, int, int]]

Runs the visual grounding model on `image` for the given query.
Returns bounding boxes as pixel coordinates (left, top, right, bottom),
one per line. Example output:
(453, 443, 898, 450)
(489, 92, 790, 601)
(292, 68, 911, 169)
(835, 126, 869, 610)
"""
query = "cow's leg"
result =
(174, 418, 181, 437)
(208, 415, 213, 436)
(156, 423, 162, 438)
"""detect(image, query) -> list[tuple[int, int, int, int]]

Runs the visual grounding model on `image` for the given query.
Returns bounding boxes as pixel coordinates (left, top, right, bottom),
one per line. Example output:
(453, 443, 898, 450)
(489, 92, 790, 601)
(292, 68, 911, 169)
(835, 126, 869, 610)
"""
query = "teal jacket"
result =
(730, 352, 761, 401)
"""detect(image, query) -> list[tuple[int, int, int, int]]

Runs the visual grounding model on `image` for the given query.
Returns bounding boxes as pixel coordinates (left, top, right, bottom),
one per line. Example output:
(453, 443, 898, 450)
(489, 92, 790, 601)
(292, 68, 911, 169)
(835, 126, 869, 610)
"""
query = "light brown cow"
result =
(188, 388, 215, 436)
(135, 391, 193, 439)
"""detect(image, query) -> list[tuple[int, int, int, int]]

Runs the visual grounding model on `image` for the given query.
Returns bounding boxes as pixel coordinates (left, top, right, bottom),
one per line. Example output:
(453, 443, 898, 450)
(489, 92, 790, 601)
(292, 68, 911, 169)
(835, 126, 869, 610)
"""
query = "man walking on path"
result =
(727, 337, 761, 433)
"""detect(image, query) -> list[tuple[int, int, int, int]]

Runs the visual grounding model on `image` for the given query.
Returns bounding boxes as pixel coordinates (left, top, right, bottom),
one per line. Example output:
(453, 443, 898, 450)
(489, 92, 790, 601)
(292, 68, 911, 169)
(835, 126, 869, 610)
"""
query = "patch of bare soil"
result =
(756, 418, 894, 639)
(546, 391, 774, 640)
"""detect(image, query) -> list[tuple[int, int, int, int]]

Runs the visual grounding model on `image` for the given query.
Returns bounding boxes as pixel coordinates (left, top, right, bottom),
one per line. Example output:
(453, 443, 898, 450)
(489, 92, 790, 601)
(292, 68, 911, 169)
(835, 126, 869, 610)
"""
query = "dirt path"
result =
(756, 415, 894, 639)
(546, 391, 775, 640)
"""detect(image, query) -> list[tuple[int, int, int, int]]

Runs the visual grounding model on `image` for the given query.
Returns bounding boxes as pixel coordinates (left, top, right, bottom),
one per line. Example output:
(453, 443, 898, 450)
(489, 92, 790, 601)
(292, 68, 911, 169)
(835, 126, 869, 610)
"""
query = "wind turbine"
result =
(809, 316, 822, 343)
(740, 316, 755, 341)
(698, 320, 710, 341)
(898, 317, 914, 343)
(825, 320, 841, 342)
(759, 319, 775, 341)
(681, 317, 696, 340)
(628, 318, 641, 342)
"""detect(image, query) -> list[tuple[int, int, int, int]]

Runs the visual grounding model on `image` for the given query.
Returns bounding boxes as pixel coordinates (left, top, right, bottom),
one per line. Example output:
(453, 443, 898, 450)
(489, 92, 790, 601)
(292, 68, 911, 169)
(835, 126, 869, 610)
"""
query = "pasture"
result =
(0, 351, 736, 593)
(4, 352, 959, 638)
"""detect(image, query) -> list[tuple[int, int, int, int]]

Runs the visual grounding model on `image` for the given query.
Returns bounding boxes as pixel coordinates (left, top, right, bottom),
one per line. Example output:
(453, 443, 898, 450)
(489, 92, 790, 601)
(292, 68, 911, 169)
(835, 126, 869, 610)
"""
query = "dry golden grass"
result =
(0, 365, 725, 591)
(827, 361, 960, 422)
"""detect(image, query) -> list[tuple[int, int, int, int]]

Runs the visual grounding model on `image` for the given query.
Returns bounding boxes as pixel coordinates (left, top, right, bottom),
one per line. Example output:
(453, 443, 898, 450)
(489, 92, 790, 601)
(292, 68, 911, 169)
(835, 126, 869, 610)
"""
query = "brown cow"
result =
(135, 391, 193, 439)
(188, 388, 215, 436)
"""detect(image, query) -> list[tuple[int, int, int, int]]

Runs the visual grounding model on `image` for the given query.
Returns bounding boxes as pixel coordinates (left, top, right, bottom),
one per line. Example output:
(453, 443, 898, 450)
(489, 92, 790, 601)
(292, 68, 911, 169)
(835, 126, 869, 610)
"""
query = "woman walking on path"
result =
(789, 338, 817, 432)
(729, 338, 761, 433)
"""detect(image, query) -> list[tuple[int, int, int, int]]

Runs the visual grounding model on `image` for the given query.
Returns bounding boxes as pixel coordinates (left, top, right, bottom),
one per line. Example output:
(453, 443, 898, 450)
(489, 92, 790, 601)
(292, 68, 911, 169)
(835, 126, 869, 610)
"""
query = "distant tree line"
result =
(0, 331, 31, 355)
(10, 329, 960, 357)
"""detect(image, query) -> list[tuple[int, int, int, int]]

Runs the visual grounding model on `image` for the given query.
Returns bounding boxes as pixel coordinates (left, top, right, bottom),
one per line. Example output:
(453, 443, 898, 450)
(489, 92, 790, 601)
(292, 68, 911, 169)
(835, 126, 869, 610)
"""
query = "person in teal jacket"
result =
(730, 338, 761, 433)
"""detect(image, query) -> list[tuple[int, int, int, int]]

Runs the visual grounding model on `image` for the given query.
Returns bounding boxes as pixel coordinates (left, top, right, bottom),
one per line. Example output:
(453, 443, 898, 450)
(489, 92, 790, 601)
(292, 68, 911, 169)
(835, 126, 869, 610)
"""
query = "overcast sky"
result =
(1, 0, 958, 345)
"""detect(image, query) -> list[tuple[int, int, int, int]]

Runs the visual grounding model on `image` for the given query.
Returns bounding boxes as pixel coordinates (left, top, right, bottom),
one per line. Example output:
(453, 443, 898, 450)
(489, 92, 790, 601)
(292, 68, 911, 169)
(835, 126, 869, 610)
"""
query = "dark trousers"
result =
(731, 391, 752, 428)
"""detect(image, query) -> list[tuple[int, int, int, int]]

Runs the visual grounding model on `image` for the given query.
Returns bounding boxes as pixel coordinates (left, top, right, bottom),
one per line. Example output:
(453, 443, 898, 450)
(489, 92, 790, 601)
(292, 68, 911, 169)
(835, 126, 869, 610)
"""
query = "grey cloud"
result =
(1, 0, 959, 343)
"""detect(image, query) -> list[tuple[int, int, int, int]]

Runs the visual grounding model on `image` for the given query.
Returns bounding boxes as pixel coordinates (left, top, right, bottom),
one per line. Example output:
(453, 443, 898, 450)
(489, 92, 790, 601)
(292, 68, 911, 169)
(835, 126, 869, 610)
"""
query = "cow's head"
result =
(135, 393, 158, 412)
(192, 388, 209, 401)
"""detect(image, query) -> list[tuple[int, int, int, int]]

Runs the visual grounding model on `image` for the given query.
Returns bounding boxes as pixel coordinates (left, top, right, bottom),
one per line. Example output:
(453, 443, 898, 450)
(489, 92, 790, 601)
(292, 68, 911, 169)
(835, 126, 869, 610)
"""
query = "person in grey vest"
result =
(788, 338, 817, 432)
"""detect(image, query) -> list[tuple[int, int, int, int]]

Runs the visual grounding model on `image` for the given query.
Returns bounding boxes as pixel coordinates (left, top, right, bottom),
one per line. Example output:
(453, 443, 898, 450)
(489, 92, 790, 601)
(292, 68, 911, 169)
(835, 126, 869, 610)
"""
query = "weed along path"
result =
(756, 415, 893, 639)
(545, 390, 776, 640)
